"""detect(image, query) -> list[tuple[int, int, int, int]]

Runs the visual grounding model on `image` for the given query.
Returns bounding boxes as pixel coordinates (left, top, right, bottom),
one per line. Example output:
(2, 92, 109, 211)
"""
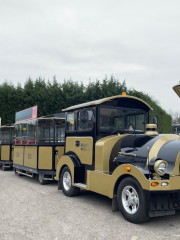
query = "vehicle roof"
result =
(1, 124, 14, 128)
(40, 113, 65, 118)
(62, 95, 153, 112)
(37, 117, 65, 120)
(15, 113, 65, 123)
(37, 113, 65, 120)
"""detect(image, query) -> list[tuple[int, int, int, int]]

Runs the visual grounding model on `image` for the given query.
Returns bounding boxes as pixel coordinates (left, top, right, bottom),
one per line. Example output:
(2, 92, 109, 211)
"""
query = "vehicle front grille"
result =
(150, 191, 180, 210)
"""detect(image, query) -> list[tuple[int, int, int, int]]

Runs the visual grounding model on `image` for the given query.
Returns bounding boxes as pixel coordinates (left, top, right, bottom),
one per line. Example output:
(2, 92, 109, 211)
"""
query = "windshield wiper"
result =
(110, 127, 123, 135)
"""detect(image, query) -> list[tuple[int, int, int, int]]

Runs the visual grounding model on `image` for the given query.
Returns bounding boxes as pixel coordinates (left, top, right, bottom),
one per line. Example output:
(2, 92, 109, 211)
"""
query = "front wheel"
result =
(117, 177, 150, 224)
(61, 166, 80, 197)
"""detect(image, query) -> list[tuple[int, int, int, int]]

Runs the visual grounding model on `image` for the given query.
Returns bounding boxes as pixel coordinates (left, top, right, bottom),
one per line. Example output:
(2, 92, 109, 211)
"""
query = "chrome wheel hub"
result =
(63, 171, 71, 191)
(121, 186, 139, 215)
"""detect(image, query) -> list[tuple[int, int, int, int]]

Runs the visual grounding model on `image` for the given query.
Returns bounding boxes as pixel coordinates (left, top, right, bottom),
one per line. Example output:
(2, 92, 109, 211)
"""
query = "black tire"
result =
(117, 177, 150, 224)
(2, 164, 6, 171)
(35, 174, 39, 181)
(60, 166, 80, 197)
(38, 174, 48, 185)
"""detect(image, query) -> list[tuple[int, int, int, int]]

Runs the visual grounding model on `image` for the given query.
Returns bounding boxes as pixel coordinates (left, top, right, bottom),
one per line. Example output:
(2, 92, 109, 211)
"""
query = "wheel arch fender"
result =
(55, 155, 75, 182)
(64, 151, 82, 167)
(55, 152, 83, 182)
(113, 174, 131, 197)
(110, 164, 150, 198)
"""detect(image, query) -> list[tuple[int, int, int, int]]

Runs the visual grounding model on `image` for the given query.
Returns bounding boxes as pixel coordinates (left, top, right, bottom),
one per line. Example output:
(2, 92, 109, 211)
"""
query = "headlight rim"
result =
(154, 160, 168, 176)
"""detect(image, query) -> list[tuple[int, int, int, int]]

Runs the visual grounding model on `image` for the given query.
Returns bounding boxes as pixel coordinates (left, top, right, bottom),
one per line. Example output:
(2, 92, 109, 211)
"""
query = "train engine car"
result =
(55, 94, 180, 224)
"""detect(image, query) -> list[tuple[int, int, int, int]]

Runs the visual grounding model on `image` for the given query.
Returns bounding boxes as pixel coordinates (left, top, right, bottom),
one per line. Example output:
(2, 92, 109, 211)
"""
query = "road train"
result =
(1, 85, 180, 224)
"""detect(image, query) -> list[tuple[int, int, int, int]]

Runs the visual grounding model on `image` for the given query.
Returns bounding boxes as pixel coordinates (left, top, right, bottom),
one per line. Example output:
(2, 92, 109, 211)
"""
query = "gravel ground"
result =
(1, 170, 180, 240)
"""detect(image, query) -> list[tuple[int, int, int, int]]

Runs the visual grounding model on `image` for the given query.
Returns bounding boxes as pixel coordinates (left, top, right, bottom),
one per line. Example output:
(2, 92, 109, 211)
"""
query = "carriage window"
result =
(37, 119, 54, 142)
(14, 120, 36, 142)
(55, 120, 65, 142)
(77, 109, 93, 131)
(1, 127, 14, 144)
(66, 113, 74, 131)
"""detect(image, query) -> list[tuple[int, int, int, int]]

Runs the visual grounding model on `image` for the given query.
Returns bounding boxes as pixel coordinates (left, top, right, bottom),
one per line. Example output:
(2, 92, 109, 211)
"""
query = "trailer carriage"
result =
(13, 113, 65, 184)
(0, 124, 14, 170)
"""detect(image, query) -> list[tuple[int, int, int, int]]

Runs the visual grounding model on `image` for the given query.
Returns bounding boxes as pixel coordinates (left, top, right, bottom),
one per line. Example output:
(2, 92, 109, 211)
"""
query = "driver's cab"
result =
(63, 95, 152, 168)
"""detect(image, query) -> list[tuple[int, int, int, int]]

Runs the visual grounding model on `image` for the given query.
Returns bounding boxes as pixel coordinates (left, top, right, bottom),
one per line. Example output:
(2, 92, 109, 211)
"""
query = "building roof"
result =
(173, 83, 180, 98)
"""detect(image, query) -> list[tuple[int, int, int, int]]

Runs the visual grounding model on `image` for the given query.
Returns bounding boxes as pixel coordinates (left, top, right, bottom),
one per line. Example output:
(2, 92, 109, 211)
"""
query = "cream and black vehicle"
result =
(55, 93, 180, 224)
(13, 113, 65, 184)
(0, 124, 14, 170)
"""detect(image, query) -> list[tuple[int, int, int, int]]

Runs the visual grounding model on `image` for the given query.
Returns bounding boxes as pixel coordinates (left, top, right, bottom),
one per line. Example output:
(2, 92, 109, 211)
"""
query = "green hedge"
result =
(127, 89, 172, 133)
(0, 76, 172, 133)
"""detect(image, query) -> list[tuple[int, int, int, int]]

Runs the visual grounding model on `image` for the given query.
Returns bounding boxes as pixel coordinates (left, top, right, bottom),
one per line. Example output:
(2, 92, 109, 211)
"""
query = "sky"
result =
(0, 0, 180, 113)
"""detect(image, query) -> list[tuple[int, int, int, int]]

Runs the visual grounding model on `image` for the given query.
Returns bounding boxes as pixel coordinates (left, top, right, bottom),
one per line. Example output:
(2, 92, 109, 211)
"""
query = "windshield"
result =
(99, 107, 147, 133)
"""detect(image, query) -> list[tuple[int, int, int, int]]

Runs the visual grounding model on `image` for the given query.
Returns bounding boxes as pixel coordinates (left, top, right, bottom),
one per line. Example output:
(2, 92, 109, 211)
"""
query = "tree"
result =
(0, 76, 172, 133)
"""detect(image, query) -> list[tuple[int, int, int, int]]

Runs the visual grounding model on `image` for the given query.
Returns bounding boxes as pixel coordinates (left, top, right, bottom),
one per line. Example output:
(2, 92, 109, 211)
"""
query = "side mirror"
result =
(153, 117, 158, 125)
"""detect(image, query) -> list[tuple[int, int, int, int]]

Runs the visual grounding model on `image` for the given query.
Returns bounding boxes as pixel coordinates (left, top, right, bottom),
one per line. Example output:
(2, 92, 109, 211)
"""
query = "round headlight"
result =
(157, 163, 166, 174)
(154, 160, 168, 176)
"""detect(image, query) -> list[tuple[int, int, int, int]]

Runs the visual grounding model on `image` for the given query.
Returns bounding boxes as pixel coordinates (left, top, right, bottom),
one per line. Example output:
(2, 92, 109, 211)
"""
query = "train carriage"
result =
(13, 113, 65, 184)
(0, 124, 14, 170)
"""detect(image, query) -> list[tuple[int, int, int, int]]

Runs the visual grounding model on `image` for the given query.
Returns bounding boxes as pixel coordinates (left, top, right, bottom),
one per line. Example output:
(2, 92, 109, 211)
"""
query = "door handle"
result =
(75, 141, 80, 147)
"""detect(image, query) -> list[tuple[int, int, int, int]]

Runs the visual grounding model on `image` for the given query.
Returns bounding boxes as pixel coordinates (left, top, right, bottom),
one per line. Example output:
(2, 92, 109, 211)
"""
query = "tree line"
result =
(0, 76, 172, 133)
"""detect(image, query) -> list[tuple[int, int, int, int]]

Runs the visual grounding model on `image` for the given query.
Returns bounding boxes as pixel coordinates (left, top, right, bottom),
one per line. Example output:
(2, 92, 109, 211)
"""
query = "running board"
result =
(3, 165, 11, 168)
(16, 171, 33, 178)
(43, 177, 54, 181)
(74, 183, 87, 189)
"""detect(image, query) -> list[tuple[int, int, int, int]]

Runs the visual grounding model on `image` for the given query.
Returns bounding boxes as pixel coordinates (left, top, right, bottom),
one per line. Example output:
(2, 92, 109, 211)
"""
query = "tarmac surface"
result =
(1, 170, 180, 240)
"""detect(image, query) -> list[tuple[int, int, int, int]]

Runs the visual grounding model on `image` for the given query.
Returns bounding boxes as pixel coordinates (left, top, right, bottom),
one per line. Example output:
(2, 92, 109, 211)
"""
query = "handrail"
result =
(118, 152, 136, 157)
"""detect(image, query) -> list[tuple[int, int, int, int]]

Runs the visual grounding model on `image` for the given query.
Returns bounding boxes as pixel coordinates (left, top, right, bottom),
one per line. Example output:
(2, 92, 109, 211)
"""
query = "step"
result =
(74, 183, 87, 189)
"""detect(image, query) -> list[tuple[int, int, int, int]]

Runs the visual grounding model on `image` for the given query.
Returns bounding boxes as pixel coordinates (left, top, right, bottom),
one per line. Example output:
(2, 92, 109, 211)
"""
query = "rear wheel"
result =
(2, 164, 6, 171)
(117, 177, 150, 224)
(61, 166, 80, 197)
(38, 174, 48, 185)
(15, 169, 22, 176)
